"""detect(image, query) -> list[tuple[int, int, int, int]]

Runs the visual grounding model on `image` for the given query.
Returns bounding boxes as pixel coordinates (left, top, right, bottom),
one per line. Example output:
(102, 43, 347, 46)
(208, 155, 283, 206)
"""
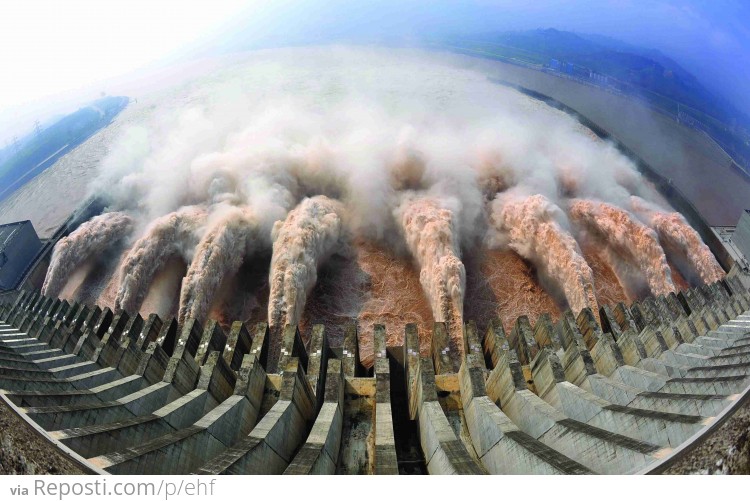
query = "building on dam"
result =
(0, 220, 41, 291)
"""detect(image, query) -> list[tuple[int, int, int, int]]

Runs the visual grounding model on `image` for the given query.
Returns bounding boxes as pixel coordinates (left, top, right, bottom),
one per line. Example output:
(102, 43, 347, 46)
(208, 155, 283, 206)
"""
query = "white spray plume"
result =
(90, 48, 653, 248)
(114, 205, 207, 314)
(489, 193, 598, 315)
(568, 199, 676, 296)
(396, 195, 466, 353)
(178, 204, 261, 325)
(630, 196, 725, 284)
(36, 48, 723, 345)
(268, 195, 346, 329)
(42, 212, 134, 298)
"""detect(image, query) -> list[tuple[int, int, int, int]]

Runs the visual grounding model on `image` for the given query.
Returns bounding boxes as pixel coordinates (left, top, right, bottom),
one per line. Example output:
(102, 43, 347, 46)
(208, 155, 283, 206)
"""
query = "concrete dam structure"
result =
(2, 276, 750, 475)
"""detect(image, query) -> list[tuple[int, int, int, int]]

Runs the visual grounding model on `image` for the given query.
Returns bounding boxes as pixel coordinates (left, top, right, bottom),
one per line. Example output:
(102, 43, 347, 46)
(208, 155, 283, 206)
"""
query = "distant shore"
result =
(0, 96, 129, 203)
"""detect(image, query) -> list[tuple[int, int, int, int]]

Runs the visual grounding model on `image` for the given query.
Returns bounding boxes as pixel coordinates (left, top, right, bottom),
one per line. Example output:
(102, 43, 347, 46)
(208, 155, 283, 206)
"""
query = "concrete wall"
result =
(2, 280, 750, 475)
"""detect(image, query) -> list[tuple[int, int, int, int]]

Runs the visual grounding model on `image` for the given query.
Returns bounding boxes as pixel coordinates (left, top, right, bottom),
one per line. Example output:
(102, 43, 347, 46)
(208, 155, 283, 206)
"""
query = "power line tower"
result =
(12, 135, 20, 153)
(34, 120, 42, 136)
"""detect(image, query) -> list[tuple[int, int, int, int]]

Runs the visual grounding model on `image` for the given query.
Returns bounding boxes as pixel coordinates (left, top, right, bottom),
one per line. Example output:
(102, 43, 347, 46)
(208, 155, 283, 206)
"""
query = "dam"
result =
(1, 48, 749, 476)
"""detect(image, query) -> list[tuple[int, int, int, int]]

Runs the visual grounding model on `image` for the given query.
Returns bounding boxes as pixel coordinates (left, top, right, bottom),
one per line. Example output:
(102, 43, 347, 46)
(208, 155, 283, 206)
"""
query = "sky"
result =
(0, 0, 250, 143)
(1, 0, 748, 143)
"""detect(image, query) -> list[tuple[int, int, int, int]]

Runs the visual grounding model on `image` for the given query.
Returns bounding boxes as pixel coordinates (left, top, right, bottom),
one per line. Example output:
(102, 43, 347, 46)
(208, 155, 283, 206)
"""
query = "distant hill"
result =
(437, 28, 749, 128)
(0, 96, 128, 202)
(433, 28, 750, 170)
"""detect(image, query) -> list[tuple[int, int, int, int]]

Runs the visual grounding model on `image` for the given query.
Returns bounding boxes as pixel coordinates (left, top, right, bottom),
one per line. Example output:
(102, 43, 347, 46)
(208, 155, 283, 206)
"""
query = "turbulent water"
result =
(490, 194, 598, 316)
(396, 196, 466, 354)
(464, 248, 562, 335)
(352, 239, 435, 365)
(42, 212, 133, 297)
(178, 205, 260, 325)
(268, 196, 345, 329)
(630, 196, 725, 284)
(115, 205, 207, 315)
(568, 199, 676, 297)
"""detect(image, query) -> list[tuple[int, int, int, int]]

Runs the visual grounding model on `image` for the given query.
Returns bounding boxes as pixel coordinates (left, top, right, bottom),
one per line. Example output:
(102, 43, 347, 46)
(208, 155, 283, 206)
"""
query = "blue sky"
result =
(1, 0, 748, 142)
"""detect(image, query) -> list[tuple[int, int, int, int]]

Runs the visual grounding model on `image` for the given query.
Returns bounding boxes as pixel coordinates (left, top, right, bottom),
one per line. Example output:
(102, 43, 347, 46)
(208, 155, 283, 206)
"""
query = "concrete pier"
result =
(404, 323, 485, 474)
(462, 323, 590, 474)
(284, 359, 344, 474)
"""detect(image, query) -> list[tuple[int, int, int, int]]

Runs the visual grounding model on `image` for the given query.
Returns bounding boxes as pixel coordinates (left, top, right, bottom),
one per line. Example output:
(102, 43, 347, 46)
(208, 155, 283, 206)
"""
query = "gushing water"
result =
(568, 199, 676, 296)
(490, 194, 598, 315)
(42, 212, 133, 298)
(267, 196, 345, 329)
(396, 196, 465, 353)
(115, 206, 206, 314)
(630, 196, 725, 284)
(36, 50, 728, 366)
(178, 205, 259, 325)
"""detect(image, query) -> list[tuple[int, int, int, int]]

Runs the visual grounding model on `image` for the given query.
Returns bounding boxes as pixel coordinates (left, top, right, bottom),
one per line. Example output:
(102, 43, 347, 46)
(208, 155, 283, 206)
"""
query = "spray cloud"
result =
(42, 212, 133, 298)
(37, 48, 724, 358)
(268, 195, 346, 329)
(630, 196, 725, 284)
(568, 199, 676, 296)
(115, 205, 207, 314)
(489, 193, 598, 315)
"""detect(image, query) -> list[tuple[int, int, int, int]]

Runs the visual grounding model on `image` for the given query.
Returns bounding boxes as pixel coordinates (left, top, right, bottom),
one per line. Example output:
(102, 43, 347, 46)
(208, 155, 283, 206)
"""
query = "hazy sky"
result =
(1, 0, 748, 143)
(0, 0, 249, 143)
(0, 1, 246, 109)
